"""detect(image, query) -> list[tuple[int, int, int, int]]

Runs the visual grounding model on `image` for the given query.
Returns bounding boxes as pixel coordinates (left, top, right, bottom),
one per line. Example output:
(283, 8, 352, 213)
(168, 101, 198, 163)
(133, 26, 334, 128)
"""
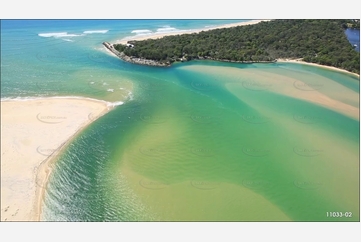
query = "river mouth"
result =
(2, 20, 359, 222)
(40, 61, 360, 222)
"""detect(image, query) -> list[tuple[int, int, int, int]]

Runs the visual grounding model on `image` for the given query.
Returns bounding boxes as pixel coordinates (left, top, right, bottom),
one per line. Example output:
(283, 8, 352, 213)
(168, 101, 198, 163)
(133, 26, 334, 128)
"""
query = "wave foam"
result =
(131, 29, 153, 35)
(156, 27, 178, 33)
(108, 101, 124, 107)
(38, 32, 67, 38)
(83, 30, 109, 34)
(127, 91, 134, 101)
(38, 32, 83, 38)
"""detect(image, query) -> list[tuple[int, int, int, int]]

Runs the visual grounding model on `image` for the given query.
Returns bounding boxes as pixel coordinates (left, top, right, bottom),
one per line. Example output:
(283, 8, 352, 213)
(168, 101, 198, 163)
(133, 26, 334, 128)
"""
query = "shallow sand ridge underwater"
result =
(41, 61, 359, 221)
(1, 20, 359, 222)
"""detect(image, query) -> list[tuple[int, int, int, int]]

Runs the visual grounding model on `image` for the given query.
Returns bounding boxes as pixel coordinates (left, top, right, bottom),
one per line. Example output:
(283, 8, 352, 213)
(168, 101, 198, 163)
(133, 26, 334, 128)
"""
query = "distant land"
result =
(105, 19, 360, 74)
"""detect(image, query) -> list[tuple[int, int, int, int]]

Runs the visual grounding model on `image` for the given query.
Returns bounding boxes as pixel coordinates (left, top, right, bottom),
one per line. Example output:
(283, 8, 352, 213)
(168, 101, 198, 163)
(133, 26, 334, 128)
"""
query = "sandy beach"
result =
(116, 20, 271, 44)
(276, 58, 360, 78)
(1, 97, 113, 221)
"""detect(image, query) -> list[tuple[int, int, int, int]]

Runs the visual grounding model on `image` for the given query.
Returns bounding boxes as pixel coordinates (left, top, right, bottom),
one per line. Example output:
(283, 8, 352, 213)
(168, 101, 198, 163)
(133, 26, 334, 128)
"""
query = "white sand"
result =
(1, 97, 113, 221)
(277, 59, 360, 78)
(116, 20, 271, 44)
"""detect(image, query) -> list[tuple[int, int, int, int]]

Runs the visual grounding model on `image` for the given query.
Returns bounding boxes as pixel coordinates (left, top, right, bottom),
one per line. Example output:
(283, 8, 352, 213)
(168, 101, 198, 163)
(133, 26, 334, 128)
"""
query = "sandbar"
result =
(276, 58, 360, 78)
(179, 64, 359, 120)
(1, 97, 113, 221)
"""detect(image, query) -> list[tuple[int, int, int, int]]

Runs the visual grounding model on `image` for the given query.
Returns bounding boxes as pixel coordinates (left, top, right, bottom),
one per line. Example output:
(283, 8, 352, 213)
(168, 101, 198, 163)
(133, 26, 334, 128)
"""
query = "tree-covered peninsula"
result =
(110, 19, 360, 74)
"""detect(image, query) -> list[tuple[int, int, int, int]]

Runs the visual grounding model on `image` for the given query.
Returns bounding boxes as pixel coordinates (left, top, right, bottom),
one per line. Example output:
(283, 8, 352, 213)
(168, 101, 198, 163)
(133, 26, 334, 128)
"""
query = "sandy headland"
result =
(116, 20, 271, 45)
(1, 97, 114, 221)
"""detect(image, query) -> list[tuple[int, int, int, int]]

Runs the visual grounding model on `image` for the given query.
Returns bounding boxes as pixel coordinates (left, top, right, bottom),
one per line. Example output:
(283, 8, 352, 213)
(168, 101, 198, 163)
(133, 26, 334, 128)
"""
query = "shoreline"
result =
(108, 20, 360, 76)
(103, 41, 170, 67)
(276, 58, 360, 78)
(106, 20, 272, 67)
(1, 96, 116, 221)
(33, 100, 112, 221)
(116, 20, 271, 45)
(104, 41, 276, 67)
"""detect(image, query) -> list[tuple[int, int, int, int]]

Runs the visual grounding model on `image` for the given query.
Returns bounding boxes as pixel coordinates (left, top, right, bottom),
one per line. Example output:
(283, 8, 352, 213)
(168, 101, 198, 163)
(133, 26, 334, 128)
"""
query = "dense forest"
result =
(114, 19, 360, 74)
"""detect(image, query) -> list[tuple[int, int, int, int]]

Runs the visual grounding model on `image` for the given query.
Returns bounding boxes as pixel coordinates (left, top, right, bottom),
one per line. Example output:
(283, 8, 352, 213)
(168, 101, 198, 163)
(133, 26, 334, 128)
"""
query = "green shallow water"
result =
(42, 61, 360, 221)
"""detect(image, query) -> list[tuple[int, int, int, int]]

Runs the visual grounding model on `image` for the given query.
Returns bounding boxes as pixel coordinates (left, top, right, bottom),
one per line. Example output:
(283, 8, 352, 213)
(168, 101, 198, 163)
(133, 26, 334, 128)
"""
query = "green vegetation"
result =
(342, 19, 360, 29)
(114, 20, 360, 74)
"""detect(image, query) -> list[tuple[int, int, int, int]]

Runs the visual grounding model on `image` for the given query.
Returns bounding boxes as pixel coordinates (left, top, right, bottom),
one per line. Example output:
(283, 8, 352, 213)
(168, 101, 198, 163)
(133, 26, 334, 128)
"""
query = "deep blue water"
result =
(345, 28, 360, 52)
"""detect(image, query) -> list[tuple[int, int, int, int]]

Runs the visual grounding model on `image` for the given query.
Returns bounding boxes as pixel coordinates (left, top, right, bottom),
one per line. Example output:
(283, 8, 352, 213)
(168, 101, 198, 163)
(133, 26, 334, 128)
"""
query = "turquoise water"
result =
(1, 19, 250, 100)
(1, 20, 359, 221)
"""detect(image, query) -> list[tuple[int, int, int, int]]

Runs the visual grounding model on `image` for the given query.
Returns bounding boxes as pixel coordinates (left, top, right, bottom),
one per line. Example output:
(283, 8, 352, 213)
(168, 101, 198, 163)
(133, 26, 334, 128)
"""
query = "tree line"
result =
(114, 19, 360, 74)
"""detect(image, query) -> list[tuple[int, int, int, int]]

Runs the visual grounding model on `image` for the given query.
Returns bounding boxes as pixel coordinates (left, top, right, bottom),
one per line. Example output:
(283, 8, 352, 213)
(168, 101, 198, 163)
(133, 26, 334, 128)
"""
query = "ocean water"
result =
(1, 20, 359, 221)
